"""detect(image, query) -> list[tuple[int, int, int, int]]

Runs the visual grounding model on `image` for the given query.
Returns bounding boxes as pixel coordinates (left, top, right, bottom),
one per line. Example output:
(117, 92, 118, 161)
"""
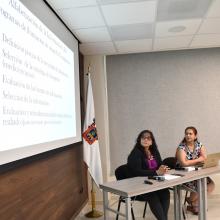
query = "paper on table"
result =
(164, 174, 181, 180)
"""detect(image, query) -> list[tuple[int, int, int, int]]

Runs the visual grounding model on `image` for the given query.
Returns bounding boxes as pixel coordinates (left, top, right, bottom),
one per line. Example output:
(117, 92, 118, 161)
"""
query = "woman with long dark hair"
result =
(127, 130, 170, 220)
(176, 126, 215, 215)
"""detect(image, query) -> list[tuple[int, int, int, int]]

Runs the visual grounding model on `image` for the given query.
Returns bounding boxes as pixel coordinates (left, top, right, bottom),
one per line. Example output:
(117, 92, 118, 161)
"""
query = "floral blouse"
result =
(177, 141, 204, 190)
(178, 141, 203, 160)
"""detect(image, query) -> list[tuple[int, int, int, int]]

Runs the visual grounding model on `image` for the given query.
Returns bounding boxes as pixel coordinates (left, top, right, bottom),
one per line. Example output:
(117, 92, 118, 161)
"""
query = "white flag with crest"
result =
(83, 73, 103, 186)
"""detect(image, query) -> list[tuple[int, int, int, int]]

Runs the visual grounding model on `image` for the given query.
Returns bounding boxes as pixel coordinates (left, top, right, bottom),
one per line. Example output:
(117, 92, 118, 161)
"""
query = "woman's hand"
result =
(156, 165, 169, 175)
(177, 146, 207, 167)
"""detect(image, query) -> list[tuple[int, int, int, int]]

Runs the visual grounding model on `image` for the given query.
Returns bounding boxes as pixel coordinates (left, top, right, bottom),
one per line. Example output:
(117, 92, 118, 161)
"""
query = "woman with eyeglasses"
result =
(176, 126, 215, 215)
(127, 130, 170, 220)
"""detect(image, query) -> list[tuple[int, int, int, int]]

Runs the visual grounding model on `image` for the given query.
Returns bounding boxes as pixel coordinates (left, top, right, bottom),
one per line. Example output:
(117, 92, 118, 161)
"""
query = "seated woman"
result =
(127, 130, 170, 220)
(176, 126, 215, 215)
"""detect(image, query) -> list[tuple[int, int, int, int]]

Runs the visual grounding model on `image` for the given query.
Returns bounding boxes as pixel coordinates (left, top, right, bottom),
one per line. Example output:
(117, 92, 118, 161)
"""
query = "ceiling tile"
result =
(110, 23, 153, 41)
(155, 19, 202, 37)
(46, 0, 220, 55)
(154, 36, 193, 50)
(157, 0, 213, 21)
(57, 7, 105, 29)
(97, 0, 147, 4)
(190, 34, 220, 47)
(198, 18, 220, 34)
(206, 0, 220, 18)
(101, 1, 156, 26)
(80, 42, 116, 55)
(46, 0, 97, 9)
(75, 27, 111, 43)
(115, 39, 152, 53)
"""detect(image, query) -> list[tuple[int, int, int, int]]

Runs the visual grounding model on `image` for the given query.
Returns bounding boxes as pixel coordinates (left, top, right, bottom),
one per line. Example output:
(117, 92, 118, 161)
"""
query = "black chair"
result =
(115, 164, 148, 220)
(162, 156, 176, 192)
(162, 157, 191, 219)
(162, 157, 177, 169)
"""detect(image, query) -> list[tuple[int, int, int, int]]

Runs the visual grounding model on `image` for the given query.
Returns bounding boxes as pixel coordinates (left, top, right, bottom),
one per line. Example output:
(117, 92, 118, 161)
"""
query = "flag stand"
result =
(85, 178, 103, 218)
(84, 67, 103, 218)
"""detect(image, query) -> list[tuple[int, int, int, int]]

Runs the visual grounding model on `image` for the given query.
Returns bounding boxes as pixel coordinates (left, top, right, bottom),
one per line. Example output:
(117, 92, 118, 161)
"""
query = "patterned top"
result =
(178, 141, 203, 190)
(178, 141, 203, 160)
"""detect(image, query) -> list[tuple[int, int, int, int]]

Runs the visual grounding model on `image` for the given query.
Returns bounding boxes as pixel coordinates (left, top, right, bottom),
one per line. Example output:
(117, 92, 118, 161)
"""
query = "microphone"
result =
(175, 167, 186, 171)
(148, 176, 165, 181)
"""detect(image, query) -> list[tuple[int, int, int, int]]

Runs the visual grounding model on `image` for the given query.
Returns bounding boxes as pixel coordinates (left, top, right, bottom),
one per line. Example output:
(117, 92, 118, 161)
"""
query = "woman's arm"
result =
(127, 148, 168, 176)
(127, 149, 157, 176)
(197, 145, 207, 160)
(177, 146, 207, 167)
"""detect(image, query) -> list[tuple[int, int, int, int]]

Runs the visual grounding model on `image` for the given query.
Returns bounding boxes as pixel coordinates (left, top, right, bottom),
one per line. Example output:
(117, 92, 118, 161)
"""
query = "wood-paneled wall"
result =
(0, 144, 88, 220)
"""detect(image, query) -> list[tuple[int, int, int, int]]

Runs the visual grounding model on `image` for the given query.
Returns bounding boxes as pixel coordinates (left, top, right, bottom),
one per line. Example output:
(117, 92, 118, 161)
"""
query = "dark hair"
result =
(181, 126, 198, 143)
(134, 130, 158, 155)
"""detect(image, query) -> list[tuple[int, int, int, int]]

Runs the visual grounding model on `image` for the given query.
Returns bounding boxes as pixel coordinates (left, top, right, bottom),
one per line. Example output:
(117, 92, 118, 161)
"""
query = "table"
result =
(100, 165, 220, 220)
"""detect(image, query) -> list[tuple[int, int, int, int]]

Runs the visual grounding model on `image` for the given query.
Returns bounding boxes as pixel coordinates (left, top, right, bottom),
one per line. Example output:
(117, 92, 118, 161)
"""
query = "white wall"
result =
(83, 48, 220, 202)
(106, 48, 220, 175)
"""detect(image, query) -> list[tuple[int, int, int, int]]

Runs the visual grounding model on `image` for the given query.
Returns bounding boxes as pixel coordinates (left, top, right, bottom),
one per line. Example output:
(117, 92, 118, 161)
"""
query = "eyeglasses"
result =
(141, 136, 152, 140)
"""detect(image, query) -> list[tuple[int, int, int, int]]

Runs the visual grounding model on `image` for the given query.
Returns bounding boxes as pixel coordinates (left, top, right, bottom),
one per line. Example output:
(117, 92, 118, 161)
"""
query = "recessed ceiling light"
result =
(168, 26, 186, 33)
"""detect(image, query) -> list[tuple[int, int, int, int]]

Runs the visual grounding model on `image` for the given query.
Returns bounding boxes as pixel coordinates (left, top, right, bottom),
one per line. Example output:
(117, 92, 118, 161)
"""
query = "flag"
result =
(83, 73, 103, 187)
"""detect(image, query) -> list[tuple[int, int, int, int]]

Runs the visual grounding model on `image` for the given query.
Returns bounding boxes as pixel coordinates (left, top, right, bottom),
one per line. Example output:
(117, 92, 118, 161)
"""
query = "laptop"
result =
(202, 152, 220, 168)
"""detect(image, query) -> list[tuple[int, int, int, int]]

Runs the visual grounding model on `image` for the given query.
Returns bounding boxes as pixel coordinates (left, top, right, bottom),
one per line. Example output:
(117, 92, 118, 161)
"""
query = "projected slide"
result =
(0, 0, 77, 152)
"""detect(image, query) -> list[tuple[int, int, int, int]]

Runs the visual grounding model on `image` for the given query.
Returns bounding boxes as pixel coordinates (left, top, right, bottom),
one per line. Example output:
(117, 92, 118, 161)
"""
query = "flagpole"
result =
(84, 66, 103, 218)
(88, 63, 91, 74)
(85, 178, 103, 218)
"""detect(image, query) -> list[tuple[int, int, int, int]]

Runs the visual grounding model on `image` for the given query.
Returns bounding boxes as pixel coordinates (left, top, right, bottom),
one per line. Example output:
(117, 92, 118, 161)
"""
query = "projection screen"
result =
(0, 0, 81, 165)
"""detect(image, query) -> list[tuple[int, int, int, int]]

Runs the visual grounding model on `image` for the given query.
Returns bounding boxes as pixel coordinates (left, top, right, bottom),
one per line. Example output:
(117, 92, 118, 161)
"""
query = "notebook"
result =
(202, 152, 220, 168)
